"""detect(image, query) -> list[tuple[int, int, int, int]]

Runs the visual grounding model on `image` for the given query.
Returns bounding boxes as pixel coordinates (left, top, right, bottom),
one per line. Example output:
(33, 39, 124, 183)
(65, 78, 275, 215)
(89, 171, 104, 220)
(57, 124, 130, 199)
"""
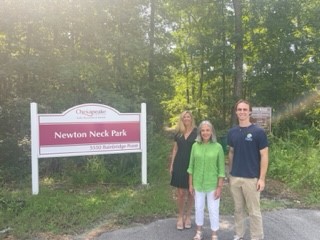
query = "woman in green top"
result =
(187, 120, 225, 240)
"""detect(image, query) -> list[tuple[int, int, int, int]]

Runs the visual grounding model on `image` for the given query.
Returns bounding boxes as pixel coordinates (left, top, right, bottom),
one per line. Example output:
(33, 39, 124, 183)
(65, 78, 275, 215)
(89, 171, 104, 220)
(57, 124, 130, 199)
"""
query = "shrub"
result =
(268, 129, 320, 194)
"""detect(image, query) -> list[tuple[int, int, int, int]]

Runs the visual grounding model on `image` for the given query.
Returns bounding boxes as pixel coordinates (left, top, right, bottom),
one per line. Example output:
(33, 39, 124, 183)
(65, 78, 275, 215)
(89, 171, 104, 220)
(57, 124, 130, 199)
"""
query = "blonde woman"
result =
(170, 111, 197, 230)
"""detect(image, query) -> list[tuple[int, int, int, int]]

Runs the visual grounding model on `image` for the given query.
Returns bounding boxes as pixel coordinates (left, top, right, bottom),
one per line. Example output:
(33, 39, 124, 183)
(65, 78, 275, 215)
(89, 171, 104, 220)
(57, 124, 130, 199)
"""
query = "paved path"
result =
(93, 209, 320, 240)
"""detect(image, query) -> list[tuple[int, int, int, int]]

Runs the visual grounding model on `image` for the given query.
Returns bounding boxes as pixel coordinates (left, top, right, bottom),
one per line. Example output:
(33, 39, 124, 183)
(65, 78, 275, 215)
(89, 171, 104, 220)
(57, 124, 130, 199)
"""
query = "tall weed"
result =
(268, 130, 320, 198)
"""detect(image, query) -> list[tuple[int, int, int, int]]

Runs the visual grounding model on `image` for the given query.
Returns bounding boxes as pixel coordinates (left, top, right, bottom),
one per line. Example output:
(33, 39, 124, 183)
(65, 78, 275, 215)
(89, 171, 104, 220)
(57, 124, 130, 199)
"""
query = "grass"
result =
(0, 178, 305, 239)
(1, 133, 319, 239)
(0, 180, 177, 239)
(0, 133, 177, 239)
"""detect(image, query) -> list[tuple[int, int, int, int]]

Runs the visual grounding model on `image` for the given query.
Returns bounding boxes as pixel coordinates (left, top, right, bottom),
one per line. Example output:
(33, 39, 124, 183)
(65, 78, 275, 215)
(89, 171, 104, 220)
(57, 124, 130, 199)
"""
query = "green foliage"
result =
(147, 132, 172, 182)
(1, 0, 320, 236)
(162, 0, 235, 128)
(68, 156, 111, 185)
(1, 186, 139, 237)
(1, 131, 319, 239)
(272, 90, 320, 141)
(0, 133, 175, 239)
(268, 130, 320, 197)
(0, 97, 31, 183)
(116, 181, 175, 225)
(1, 0, 320, 187)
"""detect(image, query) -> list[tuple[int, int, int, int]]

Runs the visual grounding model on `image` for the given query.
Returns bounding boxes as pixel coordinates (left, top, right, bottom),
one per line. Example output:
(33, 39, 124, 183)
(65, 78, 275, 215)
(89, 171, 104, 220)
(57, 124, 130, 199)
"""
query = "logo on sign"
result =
(76, 109, 106, 117)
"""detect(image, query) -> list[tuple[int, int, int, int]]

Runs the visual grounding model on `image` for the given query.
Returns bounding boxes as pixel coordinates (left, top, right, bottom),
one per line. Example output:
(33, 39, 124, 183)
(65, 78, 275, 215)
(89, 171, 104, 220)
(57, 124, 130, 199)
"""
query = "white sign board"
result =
(30, 103, 147, 195)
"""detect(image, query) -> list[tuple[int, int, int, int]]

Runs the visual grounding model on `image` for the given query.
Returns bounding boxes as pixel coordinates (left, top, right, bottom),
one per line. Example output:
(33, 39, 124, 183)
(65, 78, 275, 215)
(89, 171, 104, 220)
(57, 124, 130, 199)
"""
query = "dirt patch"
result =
(1, 233, 73, 240)
(262, 179, 300, 200)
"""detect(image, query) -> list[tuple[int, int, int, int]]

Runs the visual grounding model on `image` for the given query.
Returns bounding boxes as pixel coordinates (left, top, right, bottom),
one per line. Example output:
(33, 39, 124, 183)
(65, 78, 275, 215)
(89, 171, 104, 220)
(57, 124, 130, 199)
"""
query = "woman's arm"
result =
(214, 177, 224, 199)
(188, 174, 194, 196)
(169, 142, 178, 174)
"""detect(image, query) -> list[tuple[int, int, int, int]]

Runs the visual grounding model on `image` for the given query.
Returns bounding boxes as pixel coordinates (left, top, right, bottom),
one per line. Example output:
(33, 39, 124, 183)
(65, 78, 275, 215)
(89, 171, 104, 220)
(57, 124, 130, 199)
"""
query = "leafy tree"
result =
(0, 0, 320, 184)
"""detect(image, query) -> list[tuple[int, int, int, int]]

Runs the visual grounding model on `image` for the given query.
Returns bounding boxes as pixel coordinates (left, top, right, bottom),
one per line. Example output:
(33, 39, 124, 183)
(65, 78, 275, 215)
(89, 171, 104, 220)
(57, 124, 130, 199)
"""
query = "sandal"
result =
(184, 216, 192, 229)
(233, 236, 243, 240)
(176, 217, 184, 230)
(212, 234, 218, 240)
(193, 230, 203, 240)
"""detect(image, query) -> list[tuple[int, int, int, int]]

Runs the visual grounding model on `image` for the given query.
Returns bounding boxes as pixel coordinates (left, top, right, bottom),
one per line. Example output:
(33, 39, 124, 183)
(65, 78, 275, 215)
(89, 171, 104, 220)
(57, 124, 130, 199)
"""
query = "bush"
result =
(268, 129, 320, 194)
(0, 132, 175, 239)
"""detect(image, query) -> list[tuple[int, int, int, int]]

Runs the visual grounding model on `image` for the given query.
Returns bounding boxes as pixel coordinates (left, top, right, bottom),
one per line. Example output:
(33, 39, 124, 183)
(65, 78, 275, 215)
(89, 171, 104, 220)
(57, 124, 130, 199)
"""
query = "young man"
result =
(227, 99, 269, 240)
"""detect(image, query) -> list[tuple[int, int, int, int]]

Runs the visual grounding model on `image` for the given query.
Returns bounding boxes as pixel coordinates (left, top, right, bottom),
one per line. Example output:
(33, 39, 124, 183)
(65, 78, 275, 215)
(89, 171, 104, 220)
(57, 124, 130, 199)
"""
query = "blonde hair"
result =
(176, 110, 196, 134)
(195, 120, 217, 143)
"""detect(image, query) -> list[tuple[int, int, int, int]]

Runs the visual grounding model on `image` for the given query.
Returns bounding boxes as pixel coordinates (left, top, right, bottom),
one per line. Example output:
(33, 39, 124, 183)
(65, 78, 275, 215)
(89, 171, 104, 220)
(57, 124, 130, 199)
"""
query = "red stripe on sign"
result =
(39, 122, 140, 146)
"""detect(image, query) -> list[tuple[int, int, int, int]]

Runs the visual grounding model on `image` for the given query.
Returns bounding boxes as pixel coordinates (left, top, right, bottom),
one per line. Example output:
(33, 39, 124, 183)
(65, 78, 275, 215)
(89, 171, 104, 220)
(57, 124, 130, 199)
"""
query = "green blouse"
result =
(187, 141, 225, 192)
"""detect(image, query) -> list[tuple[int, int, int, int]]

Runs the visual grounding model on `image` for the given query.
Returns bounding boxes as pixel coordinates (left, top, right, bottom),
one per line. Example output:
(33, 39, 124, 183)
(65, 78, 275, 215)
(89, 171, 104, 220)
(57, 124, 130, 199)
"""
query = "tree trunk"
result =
(232, 0, 243, 99)
(148, 0, 155, 84)
(232, 0, 244, 124)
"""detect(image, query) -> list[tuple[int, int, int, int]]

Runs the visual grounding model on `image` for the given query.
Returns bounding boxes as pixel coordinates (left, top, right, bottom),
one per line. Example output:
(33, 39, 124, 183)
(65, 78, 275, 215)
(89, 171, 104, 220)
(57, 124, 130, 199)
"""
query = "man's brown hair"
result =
(234, 99, 252, 112)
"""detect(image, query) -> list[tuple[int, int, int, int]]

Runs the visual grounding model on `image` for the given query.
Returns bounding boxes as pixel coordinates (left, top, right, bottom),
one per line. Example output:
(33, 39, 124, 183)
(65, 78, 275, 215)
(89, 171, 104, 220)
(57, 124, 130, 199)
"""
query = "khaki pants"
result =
(229, 176, 264, 240)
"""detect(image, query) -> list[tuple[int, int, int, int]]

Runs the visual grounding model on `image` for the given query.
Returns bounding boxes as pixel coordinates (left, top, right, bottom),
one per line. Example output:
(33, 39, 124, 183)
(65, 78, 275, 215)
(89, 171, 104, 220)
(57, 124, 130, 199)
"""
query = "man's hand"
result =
(257, 178, 265, 192)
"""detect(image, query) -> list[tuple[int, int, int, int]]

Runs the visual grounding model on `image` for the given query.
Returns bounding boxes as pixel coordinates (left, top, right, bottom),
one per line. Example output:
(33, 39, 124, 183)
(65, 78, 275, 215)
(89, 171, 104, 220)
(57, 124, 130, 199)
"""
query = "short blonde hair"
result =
(195, 120, 217, 143)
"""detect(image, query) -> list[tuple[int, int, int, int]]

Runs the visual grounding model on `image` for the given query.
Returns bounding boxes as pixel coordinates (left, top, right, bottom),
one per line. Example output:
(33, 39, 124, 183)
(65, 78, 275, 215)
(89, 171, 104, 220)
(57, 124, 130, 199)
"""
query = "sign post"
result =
(30, 103, 147, 195)
(140, 103, 147, 185)
(30, 103, 40, 195)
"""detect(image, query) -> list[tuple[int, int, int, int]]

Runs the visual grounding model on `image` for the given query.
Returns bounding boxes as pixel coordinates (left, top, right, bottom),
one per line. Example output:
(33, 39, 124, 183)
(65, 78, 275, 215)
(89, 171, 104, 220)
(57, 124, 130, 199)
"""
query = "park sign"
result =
(30, 103, 147, 195)
(251, 107, 272, 133)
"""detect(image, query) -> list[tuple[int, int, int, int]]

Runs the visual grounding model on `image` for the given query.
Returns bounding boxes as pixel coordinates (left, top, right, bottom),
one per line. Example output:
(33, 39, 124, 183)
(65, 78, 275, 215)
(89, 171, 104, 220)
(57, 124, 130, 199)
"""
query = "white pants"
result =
(194, 190, 220, 231)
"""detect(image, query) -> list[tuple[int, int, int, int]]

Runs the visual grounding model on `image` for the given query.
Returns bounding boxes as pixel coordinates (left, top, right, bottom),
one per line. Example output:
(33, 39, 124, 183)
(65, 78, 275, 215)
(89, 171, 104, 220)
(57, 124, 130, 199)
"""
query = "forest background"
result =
(0, 0, 320, 239)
